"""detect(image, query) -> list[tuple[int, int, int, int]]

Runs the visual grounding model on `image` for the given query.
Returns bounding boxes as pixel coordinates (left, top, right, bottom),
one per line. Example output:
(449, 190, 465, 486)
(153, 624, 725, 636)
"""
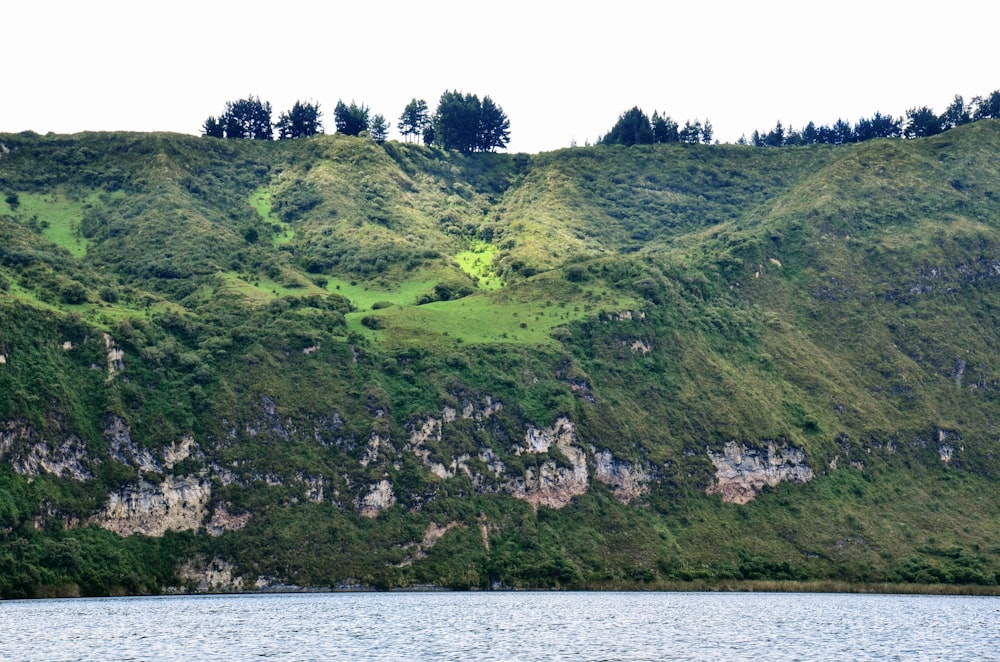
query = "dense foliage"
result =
(398, 98, 431, 144)
(203, 95, 274, 140)
(430, 91, 511, 153)
(744, 90, 1000, 146)
(204, 92, 510, 152)
(276, 101, 323, 139)
(3, 122, 1000, 597)
(600, 107, 713, 146)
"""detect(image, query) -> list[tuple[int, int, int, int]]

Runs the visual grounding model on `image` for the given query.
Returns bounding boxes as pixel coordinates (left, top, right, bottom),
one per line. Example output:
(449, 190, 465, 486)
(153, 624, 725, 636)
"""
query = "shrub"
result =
(59, 281, 88, 305)
(361, 315, 386, 330)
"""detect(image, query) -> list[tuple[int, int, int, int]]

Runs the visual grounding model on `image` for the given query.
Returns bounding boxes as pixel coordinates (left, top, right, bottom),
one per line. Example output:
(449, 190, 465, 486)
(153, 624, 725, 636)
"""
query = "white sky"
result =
(4, 1, 997, 153)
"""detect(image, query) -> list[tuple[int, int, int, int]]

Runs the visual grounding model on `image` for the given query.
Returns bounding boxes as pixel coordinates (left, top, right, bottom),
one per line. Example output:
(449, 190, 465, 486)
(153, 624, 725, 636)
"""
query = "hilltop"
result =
(2, 123, 1000, 597)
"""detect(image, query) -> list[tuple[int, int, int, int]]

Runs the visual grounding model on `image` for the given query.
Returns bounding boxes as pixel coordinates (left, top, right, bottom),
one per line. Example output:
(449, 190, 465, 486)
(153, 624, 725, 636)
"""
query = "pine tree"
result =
(369, 114, 389, 144)
(398, 99, 430, 143)
(211, 96, 273, 140)
(334, 101, 370, 136)
(276, 101, 323, 139)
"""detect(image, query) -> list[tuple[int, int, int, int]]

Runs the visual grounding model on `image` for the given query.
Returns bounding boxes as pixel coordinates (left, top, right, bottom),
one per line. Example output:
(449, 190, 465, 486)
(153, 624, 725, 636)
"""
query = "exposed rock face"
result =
(626, 339, 652, 354)
(104, 415, 200, 473)
(404, 404, 648, 509)
(706, 441, 814, 504)
(357, 479, 396, 517)
(360, 431, 394, 468)
(93, 476, 211, 536)
(593, 449, 653, 504)
(102, 333, 125, 380)
(509, 417, 588, 509)
(300, 474, 325, 503)
(0, 420, 93, 480)
(178, 557, 245, 592)
(206, 504, 251, 537)
(938, 428, 961, 464)
(398, 521, 464, 566)
(404, 396, 504, 479)
(105, 416, 160, 472)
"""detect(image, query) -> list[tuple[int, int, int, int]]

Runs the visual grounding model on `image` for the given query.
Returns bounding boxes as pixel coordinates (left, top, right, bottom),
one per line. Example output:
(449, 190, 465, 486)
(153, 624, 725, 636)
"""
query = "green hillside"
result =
(2, 124, 1000, 597)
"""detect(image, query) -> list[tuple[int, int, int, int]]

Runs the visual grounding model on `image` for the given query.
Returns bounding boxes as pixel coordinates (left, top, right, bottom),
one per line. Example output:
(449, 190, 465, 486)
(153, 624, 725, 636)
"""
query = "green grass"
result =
(249, 186, 295, 246)
(5, 126, 1000, 595)
(346, 277, 635, 347)
(3, 278, 182, 331)
(455, 241, 503, 290)
(325, 276, 439, 312)
(220, 270, 324, 302)
(6, 191, 97, 257)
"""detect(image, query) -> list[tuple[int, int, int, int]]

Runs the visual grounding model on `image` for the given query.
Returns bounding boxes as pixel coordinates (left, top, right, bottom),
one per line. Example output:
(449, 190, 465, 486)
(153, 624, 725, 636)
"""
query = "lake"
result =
(1, 591, 997, 660)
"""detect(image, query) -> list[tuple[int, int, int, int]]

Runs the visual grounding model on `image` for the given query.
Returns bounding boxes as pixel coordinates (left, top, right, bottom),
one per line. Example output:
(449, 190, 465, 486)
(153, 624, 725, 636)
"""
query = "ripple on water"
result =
(1, 591, 998, 661)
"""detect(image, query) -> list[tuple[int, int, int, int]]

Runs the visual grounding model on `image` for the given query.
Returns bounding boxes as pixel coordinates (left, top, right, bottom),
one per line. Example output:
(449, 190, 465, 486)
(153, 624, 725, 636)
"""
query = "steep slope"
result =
(2, 124, 1000, 597)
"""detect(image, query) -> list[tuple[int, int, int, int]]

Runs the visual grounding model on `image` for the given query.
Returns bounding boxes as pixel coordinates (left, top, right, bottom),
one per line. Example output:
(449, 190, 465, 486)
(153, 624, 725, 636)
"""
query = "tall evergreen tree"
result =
(854, 112, 901, 141)
(651, 112, 679, 143)
(202, 116, 224, 138)
(477, 96, 510, 152)
(276, 101, 323, 139)
(764, 120, 784, 147)
(832, 119, 855, 144)
(973, 90, 1000, 120)
(434, 91, 481, 152)
(904, 106, 942, 138)
(210, 95, 273, 140)
(679, 120, 703, 144)
(701, 119, 714, 144)
(398, 98, 430, 143)
(334, 100, 370, 136)
(431, 91, 509, 153)
(369, 114, 390, 144)
(600, 107, 653, 146)
(801, 121, 820, 144)
(941, 95, 971, 130)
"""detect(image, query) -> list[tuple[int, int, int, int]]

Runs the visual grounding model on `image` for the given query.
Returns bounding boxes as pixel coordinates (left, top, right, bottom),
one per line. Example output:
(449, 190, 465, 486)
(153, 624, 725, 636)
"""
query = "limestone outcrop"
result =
(92, 476, 211, 536)
(706, 441, 814, 504)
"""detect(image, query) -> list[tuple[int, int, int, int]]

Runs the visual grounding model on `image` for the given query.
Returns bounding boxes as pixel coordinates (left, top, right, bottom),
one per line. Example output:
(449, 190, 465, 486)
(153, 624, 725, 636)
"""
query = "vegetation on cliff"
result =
(2, 122, 1000, 597)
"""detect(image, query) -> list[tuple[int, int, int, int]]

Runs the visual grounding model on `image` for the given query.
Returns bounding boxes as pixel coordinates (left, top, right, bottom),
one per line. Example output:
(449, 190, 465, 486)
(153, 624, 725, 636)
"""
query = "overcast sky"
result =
(4, 1, 997, 153)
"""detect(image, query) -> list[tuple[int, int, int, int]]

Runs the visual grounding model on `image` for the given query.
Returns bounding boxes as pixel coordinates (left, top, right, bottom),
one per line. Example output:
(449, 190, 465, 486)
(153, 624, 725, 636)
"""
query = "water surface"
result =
(2, 591, 997, 660)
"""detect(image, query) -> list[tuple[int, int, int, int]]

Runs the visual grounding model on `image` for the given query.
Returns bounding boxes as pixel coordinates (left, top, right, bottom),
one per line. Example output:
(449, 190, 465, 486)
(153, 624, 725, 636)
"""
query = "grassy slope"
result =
(2, 124, 1000, 595)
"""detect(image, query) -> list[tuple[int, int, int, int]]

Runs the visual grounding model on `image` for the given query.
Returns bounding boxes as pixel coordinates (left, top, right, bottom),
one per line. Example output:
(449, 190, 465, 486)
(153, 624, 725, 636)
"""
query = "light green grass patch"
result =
(220, 271, 324, 303)
(325, 277, 439, 312)
(10, 192, 99, 257)
(347, 280, 636, 347)
(2, 279, 179, 329)
(249, 187, 295, 246)
(455, 241, 503, 290)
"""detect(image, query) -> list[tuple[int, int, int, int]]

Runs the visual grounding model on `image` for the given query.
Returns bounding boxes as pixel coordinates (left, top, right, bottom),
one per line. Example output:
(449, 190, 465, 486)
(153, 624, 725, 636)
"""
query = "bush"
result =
(361, 315, 386, 330)
(59, 281, 88, 304)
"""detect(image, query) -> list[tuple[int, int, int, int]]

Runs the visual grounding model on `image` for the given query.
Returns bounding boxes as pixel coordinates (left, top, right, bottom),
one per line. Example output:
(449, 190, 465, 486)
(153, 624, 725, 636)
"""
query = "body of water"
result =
(1, 591, 997, 661)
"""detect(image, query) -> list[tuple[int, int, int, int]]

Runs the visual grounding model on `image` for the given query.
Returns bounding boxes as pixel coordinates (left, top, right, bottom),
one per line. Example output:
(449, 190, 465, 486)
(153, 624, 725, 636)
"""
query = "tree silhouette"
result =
(334, 101, 370, 136)
(398, 98, 430, 143)
(432, 91, 510, 152)
(212, 95, 273, 140)
(277, 101, 323, 139)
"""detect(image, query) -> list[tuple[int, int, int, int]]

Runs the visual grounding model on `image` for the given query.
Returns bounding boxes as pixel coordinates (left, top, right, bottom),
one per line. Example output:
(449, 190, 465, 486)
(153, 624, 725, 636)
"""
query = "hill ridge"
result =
(2, 123, 1000, 596)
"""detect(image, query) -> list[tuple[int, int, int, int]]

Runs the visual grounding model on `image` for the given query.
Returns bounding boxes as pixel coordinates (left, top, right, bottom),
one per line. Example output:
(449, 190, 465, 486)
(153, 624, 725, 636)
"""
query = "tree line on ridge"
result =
(204, 88, 1000, 153)
(202, 91, 510, 154)
(600, 90, 1000, 148)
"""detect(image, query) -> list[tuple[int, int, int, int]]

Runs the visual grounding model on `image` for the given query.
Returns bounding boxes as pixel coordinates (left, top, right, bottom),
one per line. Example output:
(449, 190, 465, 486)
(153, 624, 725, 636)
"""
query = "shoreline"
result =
(16, 579, 1000, 600)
